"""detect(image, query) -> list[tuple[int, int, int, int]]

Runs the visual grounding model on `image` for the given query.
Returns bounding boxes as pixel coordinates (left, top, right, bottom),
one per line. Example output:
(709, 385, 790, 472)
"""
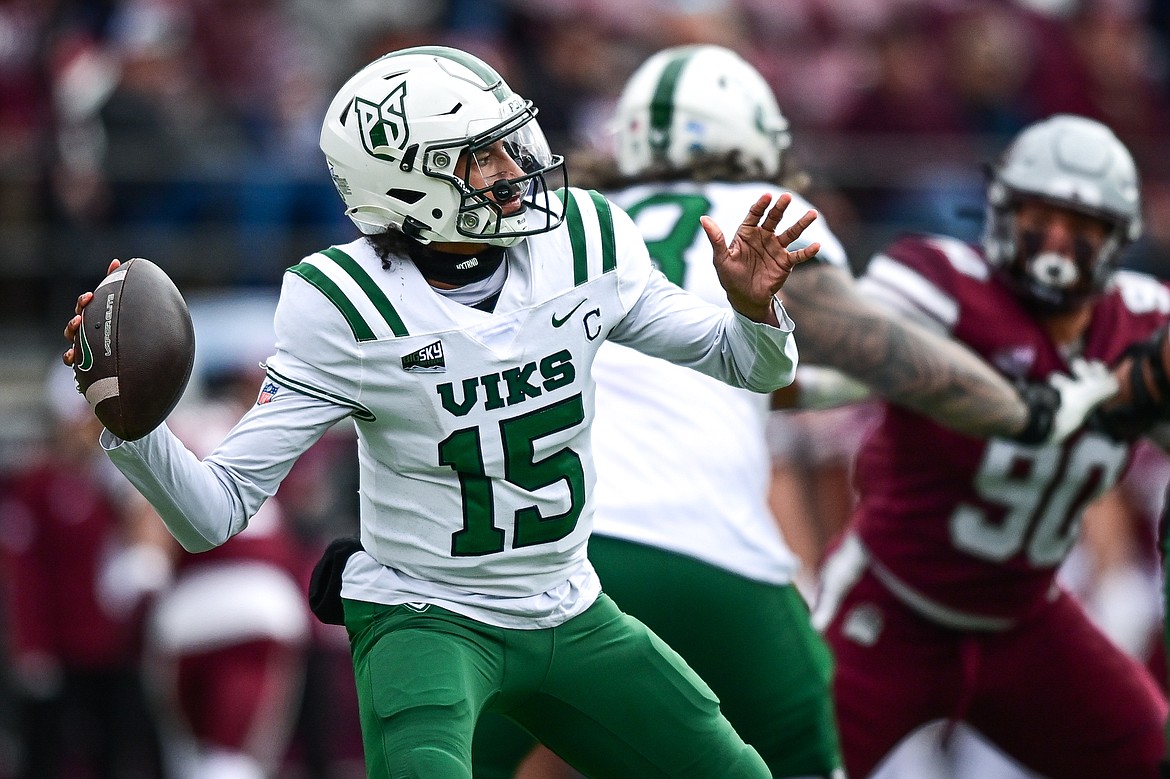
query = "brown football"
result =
(72, 258, 195, 440)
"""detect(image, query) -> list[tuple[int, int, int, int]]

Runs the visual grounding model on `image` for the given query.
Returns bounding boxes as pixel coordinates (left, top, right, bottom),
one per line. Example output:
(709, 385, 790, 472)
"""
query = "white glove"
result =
(1045, 358, 1119, 444)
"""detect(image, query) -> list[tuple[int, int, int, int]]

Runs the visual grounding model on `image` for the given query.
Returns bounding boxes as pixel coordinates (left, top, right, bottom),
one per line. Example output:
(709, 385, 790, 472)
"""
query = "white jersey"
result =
(592, 181, 848, 584)
(105, 188, 799, 628)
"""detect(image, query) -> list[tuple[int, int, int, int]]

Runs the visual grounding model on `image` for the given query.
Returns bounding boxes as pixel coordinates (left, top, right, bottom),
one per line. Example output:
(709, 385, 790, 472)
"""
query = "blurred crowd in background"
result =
(3, 0, 1170, 314)
(2, 0, 1170, 777)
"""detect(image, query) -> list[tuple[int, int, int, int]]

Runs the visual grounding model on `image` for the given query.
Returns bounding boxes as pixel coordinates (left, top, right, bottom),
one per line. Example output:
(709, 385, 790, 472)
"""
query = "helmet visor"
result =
(440, 103, 567, 243)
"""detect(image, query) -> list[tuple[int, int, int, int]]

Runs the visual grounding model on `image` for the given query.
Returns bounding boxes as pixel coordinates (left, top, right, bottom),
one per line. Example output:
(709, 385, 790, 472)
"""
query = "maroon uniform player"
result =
(137, 380, 312, 778)
(0, 367, 162, 778)
(815, 115, 1169, 778)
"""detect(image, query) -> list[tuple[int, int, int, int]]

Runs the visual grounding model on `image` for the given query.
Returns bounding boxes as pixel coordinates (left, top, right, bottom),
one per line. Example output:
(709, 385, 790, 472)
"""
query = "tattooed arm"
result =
(777, 262, 1029, 439)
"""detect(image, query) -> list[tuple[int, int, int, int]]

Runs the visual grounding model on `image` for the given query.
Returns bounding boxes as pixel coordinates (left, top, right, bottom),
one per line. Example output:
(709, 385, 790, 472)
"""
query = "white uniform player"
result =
(105, 190, 799, 625)
(593, 181, 846, 581)
(474, 45, 852, 779)
(589, 181, 851, 779)
(63, 46, 821, 778)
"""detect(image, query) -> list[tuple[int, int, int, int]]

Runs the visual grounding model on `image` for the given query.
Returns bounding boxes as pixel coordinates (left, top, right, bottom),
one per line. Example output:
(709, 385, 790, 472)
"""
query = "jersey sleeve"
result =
(103, 387, 349, 552)
(262, 257, 372, 417)
(856, 233, 982, 336)
(103, 257, 363, 553)
(609, 268, 798, 392)
(603, 186, 800, 392)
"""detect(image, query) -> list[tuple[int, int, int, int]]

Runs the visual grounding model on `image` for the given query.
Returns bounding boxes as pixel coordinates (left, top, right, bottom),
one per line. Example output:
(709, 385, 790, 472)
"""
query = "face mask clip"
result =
(491, 180, 520, 201)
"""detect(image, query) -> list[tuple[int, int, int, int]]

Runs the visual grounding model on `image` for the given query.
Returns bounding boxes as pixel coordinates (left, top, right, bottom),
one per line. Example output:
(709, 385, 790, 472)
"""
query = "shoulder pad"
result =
(288, 246, 410, 341)
(555, 188, 619, 286)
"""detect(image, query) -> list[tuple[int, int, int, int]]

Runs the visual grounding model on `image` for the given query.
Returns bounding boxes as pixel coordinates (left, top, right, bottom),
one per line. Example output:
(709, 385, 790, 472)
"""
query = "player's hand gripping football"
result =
(702, 192, 820, 324)
(62, 258, 121, 367)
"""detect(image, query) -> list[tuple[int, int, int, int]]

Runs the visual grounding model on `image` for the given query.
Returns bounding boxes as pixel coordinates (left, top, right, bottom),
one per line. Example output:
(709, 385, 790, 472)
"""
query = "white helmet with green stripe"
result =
(614, 45, 791, 179)
(320, 45, 567, 247)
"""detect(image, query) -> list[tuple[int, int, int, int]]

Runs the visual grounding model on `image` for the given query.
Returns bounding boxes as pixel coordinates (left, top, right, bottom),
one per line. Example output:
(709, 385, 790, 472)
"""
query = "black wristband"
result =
(1148, 330, 1170, 397)
(1014, 382, 1060, 444)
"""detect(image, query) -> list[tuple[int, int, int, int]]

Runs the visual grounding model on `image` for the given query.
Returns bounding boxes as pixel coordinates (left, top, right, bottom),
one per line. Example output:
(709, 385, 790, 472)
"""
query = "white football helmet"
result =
(614, 45, 791, 179)
(320, 46, 567, 247)
(983, 114, 1142, 311)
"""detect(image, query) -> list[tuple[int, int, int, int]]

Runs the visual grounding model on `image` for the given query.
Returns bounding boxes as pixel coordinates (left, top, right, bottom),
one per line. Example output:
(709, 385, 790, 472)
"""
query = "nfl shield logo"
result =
(257, 381, 279, 405)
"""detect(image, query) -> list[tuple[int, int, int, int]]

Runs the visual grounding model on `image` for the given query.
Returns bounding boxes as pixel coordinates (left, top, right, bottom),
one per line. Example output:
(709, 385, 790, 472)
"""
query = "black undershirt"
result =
(407, 242, 506, 286)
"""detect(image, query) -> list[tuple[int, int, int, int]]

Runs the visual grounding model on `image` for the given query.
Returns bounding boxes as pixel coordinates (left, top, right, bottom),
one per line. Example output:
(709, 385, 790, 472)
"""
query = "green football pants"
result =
(344, 592, 769, 779)
(474, 535, 843, 778)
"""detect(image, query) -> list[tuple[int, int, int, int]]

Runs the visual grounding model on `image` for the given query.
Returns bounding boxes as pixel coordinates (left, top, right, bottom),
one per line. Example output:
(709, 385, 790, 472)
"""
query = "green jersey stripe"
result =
(321, 246, 409, 337)
(558, 190, 589, 286)
(289, 262, 377, 342)
(265, 366, 376, 422)
(588, 190, 617, 273)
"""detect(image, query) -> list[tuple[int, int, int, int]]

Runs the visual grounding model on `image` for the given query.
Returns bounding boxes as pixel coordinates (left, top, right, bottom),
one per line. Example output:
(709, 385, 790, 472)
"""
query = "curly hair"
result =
(568, 147, 810, 194)
(365, 228, 418, 269)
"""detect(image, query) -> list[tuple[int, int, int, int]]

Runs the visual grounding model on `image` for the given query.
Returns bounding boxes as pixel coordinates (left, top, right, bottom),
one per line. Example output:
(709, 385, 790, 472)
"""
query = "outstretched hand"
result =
(702, 193, 820, 323)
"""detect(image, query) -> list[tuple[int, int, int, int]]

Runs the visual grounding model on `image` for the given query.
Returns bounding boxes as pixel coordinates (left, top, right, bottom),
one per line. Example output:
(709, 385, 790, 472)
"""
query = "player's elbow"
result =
(176, 536, 219, 554)
(745, 340, 799, 393)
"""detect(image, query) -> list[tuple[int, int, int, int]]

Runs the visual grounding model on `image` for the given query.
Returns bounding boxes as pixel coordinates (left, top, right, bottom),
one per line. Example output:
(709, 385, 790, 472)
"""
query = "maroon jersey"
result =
(0, 461, 139, 668)
(854, 234, 1170, 624)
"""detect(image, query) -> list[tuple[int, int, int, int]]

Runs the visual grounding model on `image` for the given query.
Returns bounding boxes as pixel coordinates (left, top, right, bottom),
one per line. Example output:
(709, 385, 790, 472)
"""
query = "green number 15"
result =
(438, 394, 586, 556)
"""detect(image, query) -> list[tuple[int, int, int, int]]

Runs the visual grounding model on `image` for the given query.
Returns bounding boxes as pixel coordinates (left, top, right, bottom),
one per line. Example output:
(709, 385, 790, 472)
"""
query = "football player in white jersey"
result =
(471, 45, 1124, 779)
(62, 46, 825, 778)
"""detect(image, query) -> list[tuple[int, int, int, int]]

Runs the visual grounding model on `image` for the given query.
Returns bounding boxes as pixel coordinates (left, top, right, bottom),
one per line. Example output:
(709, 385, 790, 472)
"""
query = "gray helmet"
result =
(982, 114, 1142, 311)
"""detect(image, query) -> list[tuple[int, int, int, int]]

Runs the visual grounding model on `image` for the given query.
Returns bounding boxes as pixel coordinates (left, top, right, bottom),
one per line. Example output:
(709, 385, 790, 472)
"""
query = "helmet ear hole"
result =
(387, 189, 425, 205)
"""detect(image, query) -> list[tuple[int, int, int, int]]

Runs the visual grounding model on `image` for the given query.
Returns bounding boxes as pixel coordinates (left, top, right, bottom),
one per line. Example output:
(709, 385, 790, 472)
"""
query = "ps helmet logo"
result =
(355, 81, 409, 161)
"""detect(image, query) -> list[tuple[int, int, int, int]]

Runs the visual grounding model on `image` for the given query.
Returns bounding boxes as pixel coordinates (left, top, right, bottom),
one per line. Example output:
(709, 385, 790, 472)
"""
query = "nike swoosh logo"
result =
(76, 323, 93, 371)
(551, 299, 587, 328)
